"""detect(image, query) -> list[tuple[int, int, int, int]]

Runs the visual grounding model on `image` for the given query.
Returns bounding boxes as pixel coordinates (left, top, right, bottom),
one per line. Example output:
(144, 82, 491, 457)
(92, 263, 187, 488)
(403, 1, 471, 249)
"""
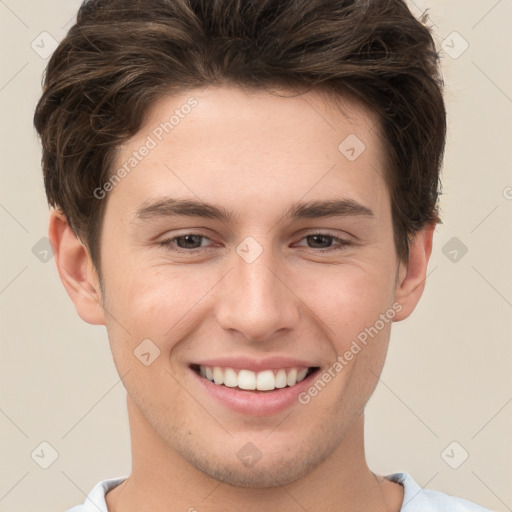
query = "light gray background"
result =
(1, 1, 511, 511)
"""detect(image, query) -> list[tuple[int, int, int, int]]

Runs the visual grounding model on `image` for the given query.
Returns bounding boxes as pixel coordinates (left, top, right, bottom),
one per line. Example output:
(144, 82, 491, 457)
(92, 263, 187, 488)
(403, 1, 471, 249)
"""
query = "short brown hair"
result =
(34, 0, 446, 272)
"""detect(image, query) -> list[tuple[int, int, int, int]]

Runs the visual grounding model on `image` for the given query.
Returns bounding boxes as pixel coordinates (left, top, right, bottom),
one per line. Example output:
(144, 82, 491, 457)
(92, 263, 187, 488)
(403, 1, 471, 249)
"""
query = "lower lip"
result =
(191, 368, 319, 416)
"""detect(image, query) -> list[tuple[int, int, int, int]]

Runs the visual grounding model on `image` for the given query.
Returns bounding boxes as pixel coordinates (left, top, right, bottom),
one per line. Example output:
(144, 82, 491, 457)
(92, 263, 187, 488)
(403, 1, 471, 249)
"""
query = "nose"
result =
(215, 245, 300, 343)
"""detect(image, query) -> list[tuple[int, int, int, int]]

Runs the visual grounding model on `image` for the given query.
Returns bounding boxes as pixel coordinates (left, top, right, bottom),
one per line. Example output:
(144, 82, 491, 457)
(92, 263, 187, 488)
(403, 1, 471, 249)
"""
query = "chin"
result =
(193, 455, 312, 488)
(177, 434, 336, 488)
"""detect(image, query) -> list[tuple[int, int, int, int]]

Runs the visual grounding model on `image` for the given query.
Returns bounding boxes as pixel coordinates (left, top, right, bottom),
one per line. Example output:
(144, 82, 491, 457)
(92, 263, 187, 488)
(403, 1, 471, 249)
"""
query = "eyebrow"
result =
(134, 196, 375, 223)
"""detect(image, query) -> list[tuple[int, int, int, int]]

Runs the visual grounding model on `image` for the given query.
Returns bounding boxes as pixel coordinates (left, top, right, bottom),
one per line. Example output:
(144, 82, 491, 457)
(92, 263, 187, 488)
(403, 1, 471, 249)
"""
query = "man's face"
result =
(95, 85, 408, 486)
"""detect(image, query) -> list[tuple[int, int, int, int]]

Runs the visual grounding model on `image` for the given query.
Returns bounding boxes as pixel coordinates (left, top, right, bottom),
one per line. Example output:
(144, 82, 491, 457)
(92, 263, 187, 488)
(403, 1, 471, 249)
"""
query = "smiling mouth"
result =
(191, 364, 320, 392)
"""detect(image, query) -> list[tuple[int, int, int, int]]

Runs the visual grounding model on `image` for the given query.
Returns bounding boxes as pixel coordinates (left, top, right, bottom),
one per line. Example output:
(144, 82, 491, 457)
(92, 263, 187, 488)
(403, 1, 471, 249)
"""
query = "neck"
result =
(106, 397, 403, 512)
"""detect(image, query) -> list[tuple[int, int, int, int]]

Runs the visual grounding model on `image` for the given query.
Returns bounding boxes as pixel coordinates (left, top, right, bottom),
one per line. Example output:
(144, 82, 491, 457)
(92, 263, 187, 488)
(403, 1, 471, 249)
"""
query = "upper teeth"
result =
(198, 365, 310, 391)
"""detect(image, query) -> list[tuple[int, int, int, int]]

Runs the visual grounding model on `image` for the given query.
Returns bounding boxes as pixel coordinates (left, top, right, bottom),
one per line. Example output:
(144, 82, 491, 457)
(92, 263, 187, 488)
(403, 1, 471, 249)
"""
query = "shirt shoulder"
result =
(67, 472, 493, 511)
(386, 472, 494, 512)
(65, 476, 127, 512)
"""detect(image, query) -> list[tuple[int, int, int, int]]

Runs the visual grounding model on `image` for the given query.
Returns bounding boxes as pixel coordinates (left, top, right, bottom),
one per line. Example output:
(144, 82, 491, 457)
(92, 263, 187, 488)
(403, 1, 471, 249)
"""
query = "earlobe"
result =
(48, 209, 106, 325)
(393, 223, 435, 322)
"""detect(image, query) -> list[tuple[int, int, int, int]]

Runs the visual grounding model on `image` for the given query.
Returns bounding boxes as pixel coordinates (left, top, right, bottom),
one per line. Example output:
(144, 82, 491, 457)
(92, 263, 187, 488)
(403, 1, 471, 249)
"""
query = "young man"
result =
(34, 0, 492, 510)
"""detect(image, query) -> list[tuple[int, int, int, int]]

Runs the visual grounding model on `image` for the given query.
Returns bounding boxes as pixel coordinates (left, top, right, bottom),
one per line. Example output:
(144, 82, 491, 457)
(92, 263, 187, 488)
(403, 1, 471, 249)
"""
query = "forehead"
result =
(109, 85, 390, 226)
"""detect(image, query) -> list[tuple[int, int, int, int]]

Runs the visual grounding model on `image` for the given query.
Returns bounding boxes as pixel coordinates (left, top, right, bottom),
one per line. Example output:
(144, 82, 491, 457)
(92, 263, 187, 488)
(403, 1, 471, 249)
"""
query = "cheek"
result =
(102, 261, 218, 366)
(299, 261, 398, 341)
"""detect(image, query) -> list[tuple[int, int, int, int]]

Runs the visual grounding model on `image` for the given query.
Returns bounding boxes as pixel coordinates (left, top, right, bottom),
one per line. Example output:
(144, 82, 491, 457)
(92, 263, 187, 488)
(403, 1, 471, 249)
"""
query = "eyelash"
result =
(157, 231, 352, 254)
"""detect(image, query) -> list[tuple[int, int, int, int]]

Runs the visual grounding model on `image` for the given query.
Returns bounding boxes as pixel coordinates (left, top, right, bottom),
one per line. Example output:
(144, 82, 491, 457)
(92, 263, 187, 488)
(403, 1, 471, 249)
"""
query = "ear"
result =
(48, 209, 106, 325)
(392, 222, 435, 322)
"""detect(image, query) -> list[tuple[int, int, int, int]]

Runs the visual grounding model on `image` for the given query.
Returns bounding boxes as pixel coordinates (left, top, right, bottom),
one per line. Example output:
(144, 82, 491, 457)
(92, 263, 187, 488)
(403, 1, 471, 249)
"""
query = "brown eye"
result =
(295, 232, 351, 252)
(306, 234, 335, 249)
(158, 233, 213, 252)
(174, 234, 204, 249)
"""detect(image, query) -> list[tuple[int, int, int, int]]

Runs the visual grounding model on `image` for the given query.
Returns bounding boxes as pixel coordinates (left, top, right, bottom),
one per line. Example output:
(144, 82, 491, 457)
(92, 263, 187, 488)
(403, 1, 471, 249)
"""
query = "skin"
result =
(50, 85, 434, 512)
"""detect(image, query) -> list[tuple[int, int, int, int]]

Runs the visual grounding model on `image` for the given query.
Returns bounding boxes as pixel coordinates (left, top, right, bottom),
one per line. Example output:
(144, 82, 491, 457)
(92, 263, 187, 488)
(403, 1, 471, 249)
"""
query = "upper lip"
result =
(191, 356, 320, 372)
